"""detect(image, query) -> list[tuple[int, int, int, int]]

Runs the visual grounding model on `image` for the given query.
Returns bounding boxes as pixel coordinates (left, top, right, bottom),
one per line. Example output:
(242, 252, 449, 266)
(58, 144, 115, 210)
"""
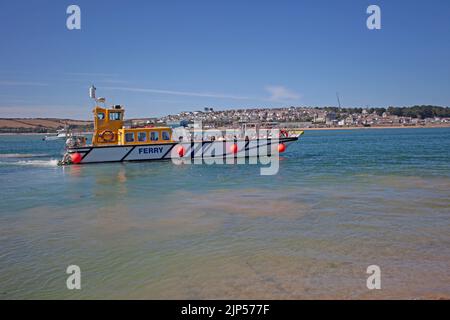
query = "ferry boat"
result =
(59, 86, 303, 165)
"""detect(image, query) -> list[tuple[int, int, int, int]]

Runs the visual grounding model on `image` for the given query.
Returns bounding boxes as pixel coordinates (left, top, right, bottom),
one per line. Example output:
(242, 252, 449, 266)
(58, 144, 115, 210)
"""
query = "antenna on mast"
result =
(336, 92, 341, 108)
(89, 85, 105, 106)
(89, 85, 96, 100)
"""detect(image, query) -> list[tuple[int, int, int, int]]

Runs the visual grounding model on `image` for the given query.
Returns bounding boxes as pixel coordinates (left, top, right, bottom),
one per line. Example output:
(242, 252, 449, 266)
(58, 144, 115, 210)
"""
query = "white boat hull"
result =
(64, 137, 298, 164)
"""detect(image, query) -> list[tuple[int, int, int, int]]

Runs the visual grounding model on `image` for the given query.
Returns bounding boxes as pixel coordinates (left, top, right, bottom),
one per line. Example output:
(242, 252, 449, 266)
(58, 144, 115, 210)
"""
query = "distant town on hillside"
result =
(1, 105, 449, 133)
(157, 105, 450, 129)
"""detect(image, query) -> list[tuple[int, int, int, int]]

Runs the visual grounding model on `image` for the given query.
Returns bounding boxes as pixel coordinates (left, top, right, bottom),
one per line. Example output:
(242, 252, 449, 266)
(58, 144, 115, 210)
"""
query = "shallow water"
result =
(0, 128, 449, 299)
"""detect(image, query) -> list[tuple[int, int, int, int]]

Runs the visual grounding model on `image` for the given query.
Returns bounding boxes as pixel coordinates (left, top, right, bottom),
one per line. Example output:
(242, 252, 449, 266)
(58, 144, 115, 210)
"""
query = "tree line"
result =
(318, 105, 450, 119)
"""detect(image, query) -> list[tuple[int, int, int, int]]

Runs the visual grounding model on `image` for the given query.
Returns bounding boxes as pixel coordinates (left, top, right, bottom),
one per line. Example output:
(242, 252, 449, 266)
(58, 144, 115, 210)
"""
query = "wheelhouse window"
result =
(125, 132, 135, 143)
(150, 131, 159, 141)
(97, 112, 105, 120)
(137, 132, 147, 142)
(109, 112, 122, 121)
(162, 131, 170, 140)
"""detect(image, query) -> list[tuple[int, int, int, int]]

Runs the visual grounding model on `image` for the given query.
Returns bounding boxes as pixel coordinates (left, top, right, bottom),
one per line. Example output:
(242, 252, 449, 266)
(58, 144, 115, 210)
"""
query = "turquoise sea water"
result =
(0, 128, 449, 299)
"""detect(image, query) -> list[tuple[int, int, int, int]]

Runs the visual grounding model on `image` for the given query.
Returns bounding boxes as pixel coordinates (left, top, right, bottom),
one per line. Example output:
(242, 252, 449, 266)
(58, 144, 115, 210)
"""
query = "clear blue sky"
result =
(0, 0, 449, 119)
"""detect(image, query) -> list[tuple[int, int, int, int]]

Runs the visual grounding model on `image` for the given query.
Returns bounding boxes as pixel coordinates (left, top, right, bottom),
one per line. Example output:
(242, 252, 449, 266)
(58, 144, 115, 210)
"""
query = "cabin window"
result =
(138, 132, 147, 142)
(150, 131, 159, 141)
(162, 131, 170, 140)
(109, 112, 122, 121)
(97, 113, 105, 120)
(125, 132, 135, 143)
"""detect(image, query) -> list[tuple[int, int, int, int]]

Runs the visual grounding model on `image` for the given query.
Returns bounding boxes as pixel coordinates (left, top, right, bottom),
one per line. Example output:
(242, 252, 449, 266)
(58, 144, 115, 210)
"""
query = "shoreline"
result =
(0, 131, 93, 136)
(0, 124, 449, 136)
(213, 124, 450, 132)
(296, 124, 450, 131)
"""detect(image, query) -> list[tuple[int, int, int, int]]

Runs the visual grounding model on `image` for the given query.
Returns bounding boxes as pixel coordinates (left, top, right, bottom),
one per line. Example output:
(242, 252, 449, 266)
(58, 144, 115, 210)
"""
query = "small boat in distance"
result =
(59, 86, 303, 165)
(43, 127, 71, 141)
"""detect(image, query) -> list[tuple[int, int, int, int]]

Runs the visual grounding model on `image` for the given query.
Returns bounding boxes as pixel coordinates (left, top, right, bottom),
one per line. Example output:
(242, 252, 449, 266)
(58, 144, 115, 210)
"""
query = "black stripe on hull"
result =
(162, 144, 176, 159)
(120, 146, 136, 161)
(80, 148, 93, 161)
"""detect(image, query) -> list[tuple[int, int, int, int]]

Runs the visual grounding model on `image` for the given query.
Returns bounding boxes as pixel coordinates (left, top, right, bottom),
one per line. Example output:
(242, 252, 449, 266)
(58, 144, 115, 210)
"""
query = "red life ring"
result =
(279, 130, 289, 138)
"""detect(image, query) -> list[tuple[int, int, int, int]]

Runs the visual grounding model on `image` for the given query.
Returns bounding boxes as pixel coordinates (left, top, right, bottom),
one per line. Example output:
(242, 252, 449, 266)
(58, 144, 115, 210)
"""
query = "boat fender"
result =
(230, 144, 238, 154)
(71, 153, 82, 164)
(177, 146, 185, 157)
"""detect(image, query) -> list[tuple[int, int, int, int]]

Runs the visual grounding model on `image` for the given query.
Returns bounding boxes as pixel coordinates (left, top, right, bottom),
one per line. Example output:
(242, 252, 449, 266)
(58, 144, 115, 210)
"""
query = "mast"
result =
(336, 92, 341, 108)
